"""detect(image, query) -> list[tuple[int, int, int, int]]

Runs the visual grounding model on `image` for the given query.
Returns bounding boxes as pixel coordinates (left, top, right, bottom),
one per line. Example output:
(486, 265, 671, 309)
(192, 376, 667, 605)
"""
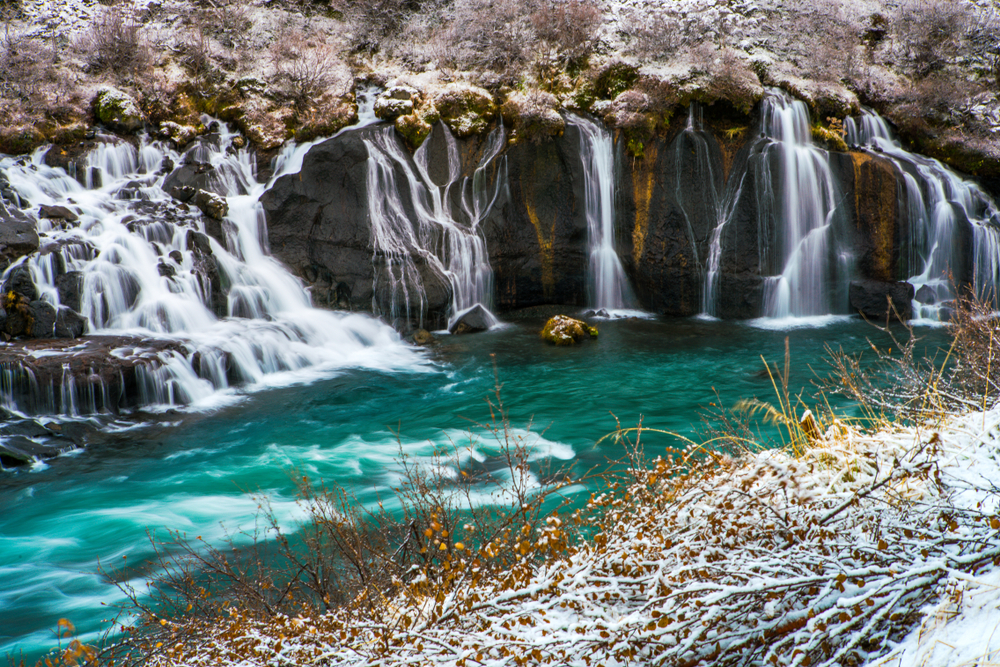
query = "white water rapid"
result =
(757, 91, 848, 319)
(363, 123, 505, 330)
(0, 99, 420, 416)
(567, 115, 635, 312)
(845, 111, 1000, 320)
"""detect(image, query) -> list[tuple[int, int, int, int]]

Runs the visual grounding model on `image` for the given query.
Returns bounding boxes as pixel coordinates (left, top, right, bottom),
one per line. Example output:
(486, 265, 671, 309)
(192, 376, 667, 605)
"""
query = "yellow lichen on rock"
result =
(541, 315, 598, 345)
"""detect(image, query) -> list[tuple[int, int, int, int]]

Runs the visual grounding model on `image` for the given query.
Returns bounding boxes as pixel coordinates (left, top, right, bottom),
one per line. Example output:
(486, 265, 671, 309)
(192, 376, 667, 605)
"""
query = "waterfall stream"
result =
(567, 115, 635, 312)
(0, 100, 419, 416)
(846, 111, 1000, 320)
(757, 91, 848, 319)
(363, 123, 505, 330)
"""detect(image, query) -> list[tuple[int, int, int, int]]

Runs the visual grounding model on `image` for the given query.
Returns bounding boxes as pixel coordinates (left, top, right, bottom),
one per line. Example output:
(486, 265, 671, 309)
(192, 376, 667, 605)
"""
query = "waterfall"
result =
(362, 123, 505, 330)
(0, 106, 419, 416)
(846, 111, 1000, 319)
(756, 91, 847, 319)
(689, 104, 750, 318)
(566, 114, 635, 312)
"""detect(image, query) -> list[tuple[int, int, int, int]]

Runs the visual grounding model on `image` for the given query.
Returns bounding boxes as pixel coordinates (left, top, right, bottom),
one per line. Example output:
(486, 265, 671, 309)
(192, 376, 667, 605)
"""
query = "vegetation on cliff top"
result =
(0, 0, 997, 178)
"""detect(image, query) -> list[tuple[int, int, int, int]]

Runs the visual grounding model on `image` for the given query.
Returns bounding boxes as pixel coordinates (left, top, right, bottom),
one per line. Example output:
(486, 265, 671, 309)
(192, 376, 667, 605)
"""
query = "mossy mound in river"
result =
(541, 315, 598, 346)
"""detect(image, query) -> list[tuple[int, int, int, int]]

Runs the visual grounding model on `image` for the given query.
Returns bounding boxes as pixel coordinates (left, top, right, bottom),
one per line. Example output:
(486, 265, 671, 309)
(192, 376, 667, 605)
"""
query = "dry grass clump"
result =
(79, 2, 150, 77)
(823, 291, 1000, 422)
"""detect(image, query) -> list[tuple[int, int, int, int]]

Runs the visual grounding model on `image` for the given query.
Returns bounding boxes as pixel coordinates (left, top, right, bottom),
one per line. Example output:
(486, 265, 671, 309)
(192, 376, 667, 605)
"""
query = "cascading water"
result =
(363, 123, 505, 330)
(566, 114, 635, 312)
(845, 111, 1000, 320)
(684, 104, 750, 318)
(756, 91, 848, 319)
(0, 99, 418, 417)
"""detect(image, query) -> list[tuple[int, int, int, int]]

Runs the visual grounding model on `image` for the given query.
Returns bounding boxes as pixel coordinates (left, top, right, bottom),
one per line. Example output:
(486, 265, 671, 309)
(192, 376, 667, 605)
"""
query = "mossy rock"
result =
(296, 98, 359, 142)
(433, 84, 496, 138)
(93, 87, 145, 133)
(0, 126, 45, 155)
(541, 315, 598, 346)
(45, 123, 87, 146)
(593, 62, 639, 100)
(811, 124, 848, 152)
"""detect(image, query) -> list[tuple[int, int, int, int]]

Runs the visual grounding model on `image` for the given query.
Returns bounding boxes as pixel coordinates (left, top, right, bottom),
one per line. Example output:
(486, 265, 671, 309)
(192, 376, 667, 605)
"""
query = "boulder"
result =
(540, 315, 598, 345)
(412, 328, 435, 345)
(4, 265, 37, 300)
(374, 86, 419, 121)
(54, 307, 87, 338)
(448, 304, 494, 334)
(914, 284, 938, 305)
(849, 279, 914, 322)
(55, 271, 83, 312)
(158, 121, 199, 148)
(0, 201, 39, 271)
(93, 87, 145, 133)
(38, 204, 79, 223)
(193, 190, 229, 220)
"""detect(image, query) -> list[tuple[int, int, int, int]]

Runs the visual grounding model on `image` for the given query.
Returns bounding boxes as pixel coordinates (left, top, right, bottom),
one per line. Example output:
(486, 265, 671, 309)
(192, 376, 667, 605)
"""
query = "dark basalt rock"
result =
(4, 265, 38, 300)
(0, 201, 40, 271)
(448, 304, 492, 334)
(38, 204, 79, 222)
(56, 271, 83, 312)
(849, 279, 914, 321)
(55, 307, 87, 338)
(262, 127, 452, 331)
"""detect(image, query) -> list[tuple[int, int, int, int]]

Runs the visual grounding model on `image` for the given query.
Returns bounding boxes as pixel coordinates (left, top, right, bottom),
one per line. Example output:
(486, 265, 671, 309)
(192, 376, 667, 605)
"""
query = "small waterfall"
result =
(846, 111, 1000, 319)
(0, 109, 418, 417)
(688, 104, 750, 317)
(757, 91, 847, 318)
(567, 115, 634, 311)
(362, 123, 505, 330)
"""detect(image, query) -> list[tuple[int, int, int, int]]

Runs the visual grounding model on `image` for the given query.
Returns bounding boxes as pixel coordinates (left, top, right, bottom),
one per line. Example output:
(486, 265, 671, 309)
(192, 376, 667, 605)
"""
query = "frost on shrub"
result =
(345, 0, 412, 54)
(444, 0, 535, 74)
(79, 2, 149, 76)
(269, 31, 350, 107)
(531, 0, 602, 65)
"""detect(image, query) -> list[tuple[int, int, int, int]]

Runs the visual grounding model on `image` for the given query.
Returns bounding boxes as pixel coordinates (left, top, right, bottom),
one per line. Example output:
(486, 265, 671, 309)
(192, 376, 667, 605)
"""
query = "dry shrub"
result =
(823, 291, 1000, 421)
(531, 0, 602, 65)
(270, 32, 349, 106)
(80, 2, 149, 76)
(892, 0, 977, 79)
(0, 25, 52, 100)
(345, 0, 412, 54)
(622, 4, 682, 60)
(103, 372, 582, 665)
(445, 0, 535, 74)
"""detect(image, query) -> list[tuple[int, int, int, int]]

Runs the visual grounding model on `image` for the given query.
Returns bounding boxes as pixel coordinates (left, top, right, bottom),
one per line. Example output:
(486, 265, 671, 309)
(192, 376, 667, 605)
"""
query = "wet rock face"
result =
(262, 127, 453, 331)
(849, 279, 914, 321)
(0, 201, 40, 271)
(0, 266, 88, 340)
(486, 123, 589, 311)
